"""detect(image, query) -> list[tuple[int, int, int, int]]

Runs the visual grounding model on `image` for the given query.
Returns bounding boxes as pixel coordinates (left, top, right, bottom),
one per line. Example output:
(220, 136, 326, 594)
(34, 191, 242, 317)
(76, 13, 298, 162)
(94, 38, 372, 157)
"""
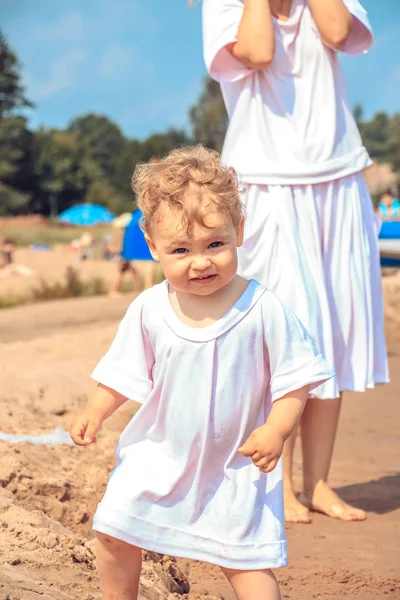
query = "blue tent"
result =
(58, 203, 115, 226)
(379, 221, 400, 240)
(379, 220, 400, 267)
(121, 209, 153, 261)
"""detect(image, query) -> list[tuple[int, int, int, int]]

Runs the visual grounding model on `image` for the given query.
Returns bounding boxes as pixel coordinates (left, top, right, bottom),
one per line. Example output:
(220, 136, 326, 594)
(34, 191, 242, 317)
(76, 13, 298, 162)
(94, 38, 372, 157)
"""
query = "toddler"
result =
(71, 145, 333, 600)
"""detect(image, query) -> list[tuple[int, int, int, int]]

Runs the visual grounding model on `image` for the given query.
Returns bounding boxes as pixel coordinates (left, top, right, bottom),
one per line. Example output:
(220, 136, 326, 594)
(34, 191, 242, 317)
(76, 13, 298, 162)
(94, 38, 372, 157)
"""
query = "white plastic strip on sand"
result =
(0, 427, 75, 446)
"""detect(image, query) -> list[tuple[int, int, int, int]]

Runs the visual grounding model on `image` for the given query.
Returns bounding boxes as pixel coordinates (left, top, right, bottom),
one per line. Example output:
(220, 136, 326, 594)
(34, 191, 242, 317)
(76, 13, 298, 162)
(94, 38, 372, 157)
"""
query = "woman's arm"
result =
(229, 0, 275, 69)
(307, 0, 353, 49)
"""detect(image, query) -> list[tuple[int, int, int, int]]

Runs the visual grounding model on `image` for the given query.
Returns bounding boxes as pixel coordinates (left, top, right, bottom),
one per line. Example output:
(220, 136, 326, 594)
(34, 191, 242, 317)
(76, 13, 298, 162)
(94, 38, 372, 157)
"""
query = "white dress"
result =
(202, 0, 389, 398)
(91, 280, 333, 569)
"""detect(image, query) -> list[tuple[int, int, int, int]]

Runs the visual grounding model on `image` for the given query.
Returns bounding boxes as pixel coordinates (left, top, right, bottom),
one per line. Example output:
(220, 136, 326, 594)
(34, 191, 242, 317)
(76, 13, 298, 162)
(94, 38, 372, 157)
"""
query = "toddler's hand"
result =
(238, 424, 284, 473)
(70, 410, 102, 446)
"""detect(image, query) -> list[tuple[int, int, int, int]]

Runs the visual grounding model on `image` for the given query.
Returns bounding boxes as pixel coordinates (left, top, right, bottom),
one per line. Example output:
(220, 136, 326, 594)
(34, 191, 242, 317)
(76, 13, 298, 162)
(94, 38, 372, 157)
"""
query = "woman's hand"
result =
(239, 423, 284, 473)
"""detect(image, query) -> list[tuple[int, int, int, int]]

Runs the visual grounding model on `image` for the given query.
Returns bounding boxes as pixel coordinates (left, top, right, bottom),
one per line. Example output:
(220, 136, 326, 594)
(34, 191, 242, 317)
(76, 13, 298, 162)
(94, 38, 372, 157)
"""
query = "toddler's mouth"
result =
(191, 274, 217, 283)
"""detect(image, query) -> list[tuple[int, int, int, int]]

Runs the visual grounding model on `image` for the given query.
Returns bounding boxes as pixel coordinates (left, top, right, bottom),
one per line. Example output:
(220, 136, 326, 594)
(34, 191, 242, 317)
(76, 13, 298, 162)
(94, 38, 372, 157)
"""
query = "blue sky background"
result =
(1, 0, 399, 139)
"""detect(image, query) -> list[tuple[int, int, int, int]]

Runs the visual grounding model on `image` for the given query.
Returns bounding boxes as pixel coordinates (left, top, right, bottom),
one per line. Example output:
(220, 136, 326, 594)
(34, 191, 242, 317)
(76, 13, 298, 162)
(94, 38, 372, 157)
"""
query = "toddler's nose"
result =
(191, 256, 211, 270)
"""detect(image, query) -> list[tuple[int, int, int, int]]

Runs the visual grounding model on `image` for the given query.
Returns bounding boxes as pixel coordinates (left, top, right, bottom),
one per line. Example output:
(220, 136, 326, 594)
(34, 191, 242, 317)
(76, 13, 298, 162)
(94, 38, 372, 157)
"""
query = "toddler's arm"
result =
(239, 385, 309, 473)
(70, 384, 128, 446)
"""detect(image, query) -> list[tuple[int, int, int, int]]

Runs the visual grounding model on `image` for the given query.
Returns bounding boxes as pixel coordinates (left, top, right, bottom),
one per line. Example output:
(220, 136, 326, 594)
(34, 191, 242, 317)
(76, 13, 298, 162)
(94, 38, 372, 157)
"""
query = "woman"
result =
(202, 0, 388, 523)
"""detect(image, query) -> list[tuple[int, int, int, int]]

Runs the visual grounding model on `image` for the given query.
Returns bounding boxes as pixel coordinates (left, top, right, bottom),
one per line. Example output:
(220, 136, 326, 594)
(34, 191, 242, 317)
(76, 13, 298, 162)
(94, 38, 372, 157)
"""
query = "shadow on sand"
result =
(334, 472, 400, 515)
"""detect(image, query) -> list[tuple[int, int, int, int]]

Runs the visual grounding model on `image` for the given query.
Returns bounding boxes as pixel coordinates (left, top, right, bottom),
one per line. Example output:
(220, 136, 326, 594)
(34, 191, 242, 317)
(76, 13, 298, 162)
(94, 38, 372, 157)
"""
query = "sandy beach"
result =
(0, 256, 399, 599)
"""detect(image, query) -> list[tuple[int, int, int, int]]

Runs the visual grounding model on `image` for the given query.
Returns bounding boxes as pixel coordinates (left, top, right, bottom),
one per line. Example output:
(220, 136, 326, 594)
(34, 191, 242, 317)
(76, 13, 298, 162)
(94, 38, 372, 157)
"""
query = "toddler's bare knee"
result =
(96, 532, 128, 551)
(96, 532, 140, 557)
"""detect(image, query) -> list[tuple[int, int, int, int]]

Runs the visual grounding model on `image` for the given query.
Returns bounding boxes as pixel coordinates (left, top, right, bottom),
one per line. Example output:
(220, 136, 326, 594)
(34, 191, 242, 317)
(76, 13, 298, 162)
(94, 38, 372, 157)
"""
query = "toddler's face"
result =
(146, 204, 244, 296)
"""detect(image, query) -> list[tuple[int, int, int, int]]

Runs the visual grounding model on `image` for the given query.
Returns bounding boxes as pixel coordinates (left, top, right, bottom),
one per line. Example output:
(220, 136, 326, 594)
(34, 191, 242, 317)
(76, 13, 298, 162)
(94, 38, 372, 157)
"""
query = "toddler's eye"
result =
(209, 241, 223, 248)
(173, 248, 187, 254)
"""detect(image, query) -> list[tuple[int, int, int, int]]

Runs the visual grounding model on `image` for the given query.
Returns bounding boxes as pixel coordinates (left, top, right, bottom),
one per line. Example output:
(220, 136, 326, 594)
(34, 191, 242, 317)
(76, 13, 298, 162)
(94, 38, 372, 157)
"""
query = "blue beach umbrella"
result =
(58, 203, 115, 226)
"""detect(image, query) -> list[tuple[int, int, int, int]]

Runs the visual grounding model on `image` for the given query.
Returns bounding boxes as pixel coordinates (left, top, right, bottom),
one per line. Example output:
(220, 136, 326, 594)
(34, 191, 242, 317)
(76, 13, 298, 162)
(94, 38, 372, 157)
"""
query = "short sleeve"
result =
(91, 294, 154, 403)
(202, 0, 252, 82)
(339, 0, 373, 55)
(262, 293, 334, 402)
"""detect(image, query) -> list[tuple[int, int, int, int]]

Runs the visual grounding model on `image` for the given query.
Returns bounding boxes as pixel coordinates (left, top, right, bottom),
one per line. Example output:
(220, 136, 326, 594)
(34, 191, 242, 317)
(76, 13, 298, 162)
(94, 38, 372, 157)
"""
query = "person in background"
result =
(108, 225, 141, 298)
(0, 238, 36, 277)
(202, 0, 388, 523)
(79, 231, 94, 261)
(108, 259, 141, 298)
(377, 189, 400, 221)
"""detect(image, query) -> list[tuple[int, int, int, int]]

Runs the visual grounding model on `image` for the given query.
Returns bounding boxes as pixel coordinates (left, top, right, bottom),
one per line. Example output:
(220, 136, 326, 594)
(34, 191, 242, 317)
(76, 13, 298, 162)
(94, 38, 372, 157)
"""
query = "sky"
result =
(1, 0, 399, 140)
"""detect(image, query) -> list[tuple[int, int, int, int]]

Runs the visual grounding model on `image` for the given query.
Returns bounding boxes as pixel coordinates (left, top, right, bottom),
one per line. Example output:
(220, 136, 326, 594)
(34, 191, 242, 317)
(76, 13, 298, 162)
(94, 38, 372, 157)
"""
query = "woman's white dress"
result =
(202, 0, 389, 398)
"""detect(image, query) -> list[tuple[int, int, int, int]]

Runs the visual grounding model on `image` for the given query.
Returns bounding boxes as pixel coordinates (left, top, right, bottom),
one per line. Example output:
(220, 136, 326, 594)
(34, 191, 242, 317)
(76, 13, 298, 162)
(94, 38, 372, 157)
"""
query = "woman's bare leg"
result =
(142, 261, 157, 289)
(108, 272, 123, 297)
(299, 395, 366, 521)
(282, 424, 312, 524)
(95, 532, 142, 600)
(128, 263, 141, 289)
(221, 567, 280, 600)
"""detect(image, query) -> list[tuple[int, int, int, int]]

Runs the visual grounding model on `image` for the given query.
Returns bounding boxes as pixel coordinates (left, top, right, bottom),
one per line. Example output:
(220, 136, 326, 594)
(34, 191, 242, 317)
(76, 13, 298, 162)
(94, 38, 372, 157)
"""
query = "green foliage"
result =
(189, 77, 228, 152)
(84, 180, 132, 214)
(358, 111, 392, 162)
(386, 115, 400, 174)
(68, 114, 126, 190)
(0, 182, 30, 215)
(0, 32, 34, 214)
(0, 31, 33, 117)
(356, 107, 400, 192)
(33, 127, 105, 212)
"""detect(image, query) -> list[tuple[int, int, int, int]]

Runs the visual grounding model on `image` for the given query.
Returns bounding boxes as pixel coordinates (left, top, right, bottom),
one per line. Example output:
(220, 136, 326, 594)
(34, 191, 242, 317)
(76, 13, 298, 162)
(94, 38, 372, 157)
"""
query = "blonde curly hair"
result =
(132, 145, 244, 235)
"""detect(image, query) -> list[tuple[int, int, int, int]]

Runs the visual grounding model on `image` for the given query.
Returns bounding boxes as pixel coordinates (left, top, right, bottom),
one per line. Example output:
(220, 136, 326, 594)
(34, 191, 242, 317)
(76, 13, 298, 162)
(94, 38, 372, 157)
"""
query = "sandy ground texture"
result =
(0, 280, 400, 599)
(0, 245, 160, 300)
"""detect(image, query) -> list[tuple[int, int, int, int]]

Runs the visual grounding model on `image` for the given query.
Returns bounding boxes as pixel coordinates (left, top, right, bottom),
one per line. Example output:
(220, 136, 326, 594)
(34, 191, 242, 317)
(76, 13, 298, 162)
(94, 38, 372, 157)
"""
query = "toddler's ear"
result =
(145, 234, 159, 262)
(236, 217, 245, 247)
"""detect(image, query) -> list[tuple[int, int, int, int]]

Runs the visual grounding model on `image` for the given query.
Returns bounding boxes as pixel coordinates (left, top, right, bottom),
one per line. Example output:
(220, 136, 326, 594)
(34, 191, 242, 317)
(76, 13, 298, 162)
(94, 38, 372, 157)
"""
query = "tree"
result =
(0, 31, 34, 214)
(358, 111, 391, 162)
(0, 182, 29, 215)
(33, 128, 103, 215)
(117, 129, 191, 203)
(0, 116, 34, 212)
(189, 77, 227, 152)
(0, 30, 33, 118)
(84, 180, 131, 215)
(140, 128, 191, 160)
(68, 114, 126, 190)
(353, 103, 363, 128)
(386, 114, 400, 175)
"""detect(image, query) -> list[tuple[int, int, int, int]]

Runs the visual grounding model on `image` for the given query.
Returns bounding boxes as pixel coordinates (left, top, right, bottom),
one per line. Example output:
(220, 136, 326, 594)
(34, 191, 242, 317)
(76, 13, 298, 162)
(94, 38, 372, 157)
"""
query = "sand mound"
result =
(0, 486, 194, 599)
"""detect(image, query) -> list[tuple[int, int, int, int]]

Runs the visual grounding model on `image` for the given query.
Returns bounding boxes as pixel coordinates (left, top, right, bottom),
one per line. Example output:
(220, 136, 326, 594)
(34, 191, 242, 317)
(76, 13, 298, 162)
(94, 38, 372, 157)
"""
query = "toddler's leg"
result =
(95, 532, 142, 600)
(221, 567, 280, 600)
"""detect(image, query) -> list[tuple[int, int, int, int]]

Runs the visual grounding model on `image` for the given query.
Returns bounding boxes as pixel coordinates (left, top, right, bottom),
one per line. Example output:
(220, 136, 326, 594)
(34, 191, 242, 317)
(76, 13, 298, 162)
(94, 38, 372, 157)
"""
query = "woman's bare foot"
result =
(284, 489, 312, 524)
(300, 480, 366, 521)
